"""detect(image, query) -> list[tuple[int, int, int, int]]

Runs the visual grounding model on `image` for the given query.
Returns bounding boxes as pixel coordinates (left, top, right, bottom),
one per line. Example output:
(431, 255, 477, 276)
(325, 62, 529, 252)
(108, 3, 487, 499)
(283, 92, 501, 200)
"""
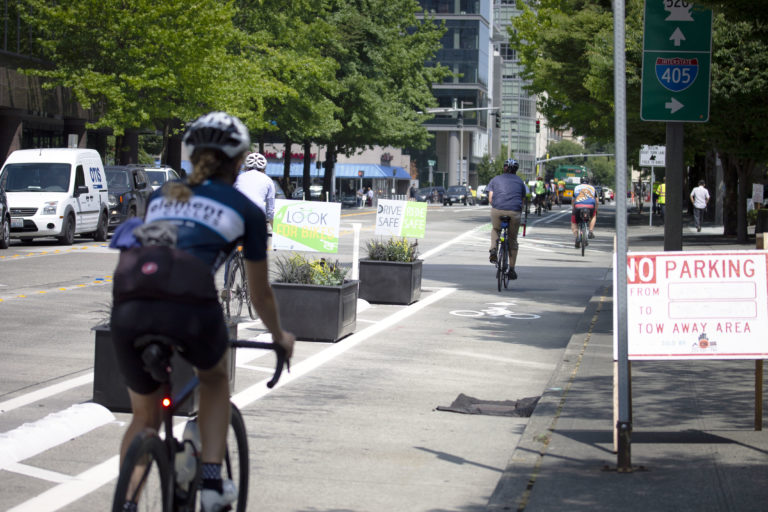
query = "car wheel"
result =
(0, 215, 9, 249)
(58, 214, 75, 245)
(93, 212, 108, 242)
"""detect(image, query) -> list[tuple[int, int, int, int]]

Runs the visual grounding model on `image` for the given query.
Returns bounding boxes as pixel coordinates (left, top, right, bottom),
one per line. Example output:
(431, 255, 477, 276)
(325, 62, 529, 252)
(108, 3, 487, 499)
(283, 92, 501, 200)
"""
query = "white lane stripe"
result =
(0, 373, 94, 414)
(0, 403, 114, 470)
(9, 287, 456, 512)
(8, 457, 119, 512)
(5, 463, 74, 483)
(231, 287, 456, 407)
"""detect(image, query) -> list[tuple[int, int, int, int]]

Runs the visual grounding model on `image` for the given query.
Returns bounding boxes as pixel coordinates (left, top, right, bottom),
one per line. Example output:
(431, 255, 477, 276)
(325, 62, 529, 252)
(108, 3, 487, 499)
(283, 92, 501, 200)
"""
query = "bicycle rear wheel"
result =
(580, 223, 587, 257)
(225, 256, 247, 320)
(224, 404, 249, 512)
(112, 431, 171, 512)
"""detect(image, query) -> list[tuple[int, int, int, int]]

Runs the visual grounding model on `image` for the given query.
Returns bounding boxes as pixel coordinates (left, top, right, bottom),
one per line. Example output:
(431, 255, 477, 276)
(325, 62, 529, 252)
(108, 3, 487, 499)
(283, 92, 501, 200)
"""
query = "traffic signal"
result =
(495, 112, 501, 129)
(536, 120, 540, 133)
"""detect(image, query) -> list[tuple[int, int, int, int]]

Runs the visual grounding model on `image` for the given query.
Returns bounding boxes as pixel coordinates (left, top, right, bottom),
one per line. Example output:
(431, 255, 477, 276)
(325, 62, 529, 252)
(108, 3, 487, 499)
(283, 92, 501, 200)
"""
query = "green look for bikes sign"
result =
(272, 199, 341, 252)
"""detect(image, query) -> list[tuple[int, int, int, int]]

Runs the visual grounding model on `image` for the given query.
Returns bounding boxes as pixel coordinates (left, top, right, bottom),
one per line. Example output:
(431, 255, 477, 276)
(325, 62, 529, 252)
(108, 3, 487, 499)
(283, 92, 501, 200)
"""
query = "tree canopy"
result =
(511, 0, 768, 239)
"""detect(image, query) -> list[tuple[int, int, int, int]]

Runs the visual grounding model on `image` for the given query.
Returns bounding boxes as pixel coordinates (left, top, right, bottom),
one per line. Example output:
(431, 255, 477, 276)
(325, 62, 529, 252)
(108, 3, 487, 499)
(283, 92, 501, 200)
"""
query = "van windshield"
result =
(3, 163, 71, 192)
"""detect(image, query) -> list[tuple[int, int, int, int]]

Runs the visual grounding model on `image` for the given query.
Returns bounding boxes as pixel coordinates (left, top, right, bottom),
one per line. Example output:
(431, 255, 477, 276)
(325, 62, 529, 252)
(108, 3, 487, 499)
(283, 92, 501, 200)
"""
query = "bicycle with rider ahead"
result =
(109, 111, 294, 512)
(487, 159, 528, 285)
(570, 176, 597, 252)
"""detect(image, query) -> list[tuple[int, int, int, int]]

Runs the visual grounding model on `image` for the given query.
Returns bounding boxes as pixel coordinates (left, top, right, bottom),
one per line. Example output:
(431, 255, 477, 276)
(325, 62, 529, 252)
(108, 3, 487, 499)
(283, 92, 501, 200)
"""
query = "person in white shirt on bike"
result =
(235, 152, 275, 247)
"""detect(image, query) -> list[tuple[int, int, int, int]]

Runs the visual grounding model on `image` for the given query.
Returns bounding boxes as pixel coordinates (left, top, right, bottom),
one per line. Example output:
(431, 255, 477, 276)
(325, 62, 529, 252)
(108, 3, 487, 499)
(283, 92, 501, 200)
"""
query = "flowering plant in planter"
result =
(271, 253, 357, 342)
(272, 253, 349, 285)
(364, 237, 419, 262)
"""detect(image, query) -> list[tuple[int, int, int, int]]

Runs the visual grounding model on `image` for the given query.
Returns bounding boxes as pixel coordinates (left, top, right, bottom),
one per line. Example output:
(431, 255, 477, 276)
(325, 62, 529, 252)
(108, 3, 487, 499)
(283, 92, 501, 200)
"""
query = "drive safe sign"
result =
(623, 251, 768, 360)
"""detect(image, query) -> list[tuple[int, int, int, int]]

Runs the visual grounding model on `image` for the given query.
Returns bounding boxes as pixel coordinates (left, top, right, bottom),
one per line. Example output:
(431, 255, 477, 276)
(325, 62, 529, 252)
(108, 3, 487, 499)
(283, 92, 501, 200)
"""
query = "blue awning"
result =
(265, 162, 410, 180)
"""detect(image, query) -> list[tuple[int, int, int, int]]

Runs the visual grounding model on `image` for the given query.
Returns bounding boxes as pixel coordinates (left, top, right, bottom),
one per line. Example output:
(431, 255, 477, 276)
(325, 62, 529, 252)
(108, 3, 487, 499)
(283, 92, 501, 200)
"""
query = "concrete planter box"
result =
(358, 259, 422, 305)
(92, 322, 237, 415)
(271, 280, 358, 342)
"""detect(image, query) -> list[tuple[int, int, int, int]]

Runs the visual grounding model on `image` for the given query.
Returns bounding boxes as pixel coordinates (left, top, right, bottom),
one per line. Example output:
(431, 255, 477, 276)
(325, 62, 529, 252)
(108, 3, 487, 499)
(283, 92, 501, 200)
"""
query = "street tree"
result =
(233, 0, 341, 196)
(314, 0, 449, 198)
(21, 0, 249, 165)
(512, 0, 768, 239)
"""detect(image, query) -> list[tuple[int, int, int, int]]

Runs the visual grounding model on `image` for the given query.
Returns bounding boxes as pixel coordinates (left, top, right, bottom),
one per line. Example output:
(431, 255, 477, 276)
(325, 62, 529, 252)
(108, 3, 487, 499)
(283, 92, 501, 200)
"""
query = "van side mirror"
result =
(74, 185, 89, 197)
(136, 181, 147, 190)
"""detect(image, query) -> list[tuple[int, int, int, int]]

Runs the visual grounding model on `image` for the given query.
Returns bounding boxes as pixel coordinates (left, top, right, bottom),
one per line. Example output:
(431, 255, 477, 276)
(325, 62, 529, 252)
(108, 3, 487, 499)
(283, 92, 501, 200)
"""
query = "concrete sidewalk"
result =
(488, 213, 768, 511)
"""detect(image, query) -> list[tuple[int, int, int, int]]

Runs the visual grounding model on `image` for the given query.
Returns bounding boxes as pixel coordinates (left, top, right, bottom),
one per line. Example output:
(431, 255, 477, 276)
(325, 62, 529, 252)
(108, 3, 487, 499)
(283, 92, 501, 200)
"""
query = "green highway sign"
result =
(640, 1, 713, 122)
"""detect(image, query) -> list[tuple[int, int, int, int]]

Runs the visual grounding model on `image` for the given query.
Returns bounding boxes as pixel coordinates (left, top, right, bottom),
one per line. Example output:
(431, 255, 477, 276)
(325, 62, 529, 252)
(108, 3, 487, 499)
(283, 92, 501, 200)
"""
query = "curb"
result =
(487, 285, 611, 511)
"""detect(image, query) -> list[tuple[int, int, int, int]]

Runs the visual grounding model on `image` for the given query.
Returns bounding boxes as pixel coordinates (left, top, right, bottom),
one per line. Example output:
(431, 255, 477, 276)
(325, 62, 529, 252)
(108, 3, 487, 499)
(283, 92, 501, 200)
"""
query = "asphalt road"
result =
(0, 201, 617, 511)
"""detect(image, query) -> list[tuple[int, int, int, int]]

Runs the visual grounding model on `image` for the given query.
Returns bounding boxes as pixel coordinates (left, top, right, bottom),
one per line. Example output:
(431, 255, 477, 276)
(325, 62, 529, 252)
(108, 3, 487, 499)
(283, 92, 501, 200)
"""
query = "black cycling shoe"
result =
(588, 230, 595, 239)
(507, 268, 518, 280)
(489, 250, 497, 264)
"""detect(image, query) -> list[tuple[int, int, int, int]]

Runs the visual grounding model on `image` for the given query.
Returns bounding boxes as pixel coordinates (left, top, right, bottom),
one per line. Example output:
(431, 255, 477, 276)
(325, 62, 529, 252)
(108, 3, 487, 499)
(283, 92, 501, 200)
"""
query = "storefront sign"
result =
(272, 199, 341, 252)
(622, 250, 768, 360)
(374, 199, 427, 238)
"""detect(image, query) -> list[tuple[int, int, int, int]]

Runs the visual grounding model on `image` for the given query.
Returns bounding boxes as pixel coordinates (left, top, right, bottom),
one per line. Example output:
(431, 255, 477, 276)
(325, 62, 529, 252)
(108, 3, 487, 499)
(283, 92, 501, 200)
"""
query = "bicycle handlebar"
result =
(230, 340, 290, 388)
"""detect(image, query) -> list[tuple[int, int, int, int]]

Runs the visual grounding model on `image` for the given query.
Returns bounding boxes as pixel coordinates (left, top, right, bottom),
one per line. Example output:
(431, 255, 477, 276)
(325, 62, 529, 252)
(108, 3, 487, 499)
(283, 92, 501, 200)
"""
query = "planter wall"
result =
(272, 280, 358, 342)
(92, 322, 237, 415)
(358, 259, 422, 305)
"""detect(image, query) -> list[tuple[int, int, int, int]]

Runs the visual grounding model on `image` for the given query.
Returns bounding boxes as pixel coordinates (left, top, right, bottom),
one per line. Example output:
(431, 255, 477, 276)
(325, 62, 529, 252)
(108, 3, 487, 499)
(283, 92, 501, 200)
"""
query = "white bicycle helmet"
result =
(183, 111, 250, 159)
(244, 152, 268, 171)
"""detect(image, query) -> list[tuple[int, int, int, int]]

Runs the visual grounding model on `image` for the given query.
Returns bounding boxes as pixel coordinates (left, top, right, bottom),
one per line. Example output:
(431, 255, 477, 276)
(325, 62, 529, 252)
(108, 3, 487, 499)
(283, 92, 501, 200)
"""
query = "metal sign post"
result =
(613, 0, 632, 472)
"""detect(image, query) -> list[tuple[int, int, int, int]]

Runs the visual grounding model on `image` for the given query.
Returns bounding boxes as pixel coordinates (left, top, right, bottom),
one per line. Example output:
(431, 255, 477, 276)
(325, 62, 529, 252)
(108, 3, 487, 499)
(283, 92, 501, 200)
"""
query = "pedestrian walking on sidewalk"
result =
(690, 180, 710, 232)
(657, 177, 666, 222)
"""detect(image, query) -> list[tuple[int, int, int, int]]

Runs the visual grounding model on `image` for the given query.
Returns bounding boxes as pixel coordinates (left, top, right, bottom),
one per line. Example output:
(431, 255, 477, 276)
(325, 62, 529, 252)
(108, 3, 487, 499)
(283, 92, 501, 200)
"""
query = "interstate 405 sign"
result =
(621, 251, 768, 360)
(640, 1, 712, 122)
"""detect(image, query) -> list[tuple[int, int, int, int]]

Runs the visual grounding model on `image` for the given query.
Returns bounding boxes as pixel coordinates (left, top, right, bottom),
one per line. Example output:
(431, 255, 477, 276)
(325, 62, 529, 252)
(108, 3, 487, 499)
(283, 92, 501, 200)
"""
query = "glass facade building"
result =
(495, 0, 537, 180)
(417, 0, 493, 188)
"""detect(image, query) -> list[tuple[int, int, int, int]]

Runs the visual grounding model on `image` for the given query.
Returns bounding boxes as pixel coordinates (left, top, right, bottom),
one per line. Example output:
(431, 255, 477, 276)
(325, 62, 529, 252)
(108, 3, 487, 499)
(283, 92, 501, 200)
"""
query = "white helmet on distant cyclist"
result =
(244, 152, 268, 171)
(183, 111, 250, 159)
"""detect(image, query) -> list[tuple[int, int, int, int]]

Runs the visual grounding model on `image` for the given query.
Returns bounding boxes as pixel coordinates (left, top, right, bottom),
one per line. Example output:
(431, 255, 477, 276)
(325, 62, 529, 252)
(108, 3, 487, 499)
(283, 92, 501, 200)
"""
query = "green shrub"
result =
(365, 238, 419, 262)
(747, 208, 758, 226)
(272, 253, 348, 286)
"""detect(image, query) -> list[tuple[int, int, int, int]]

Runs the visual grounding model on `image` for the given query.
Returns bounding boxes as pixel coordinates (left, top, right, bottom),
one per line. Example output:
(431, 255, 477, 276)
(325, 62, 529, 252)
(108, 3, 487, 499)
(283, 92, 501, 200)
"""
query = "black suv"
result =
(105, 166, 152, 229)
(444, 185, 474, 206)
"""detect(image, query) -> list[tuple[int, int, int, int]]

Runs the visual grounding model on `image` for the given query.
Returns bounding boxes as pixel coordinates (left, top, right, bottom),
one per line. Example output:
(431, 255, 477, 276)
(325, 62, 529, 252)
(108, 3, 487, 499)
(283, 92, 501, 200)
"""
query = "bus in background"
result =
(553, 165, 589, 204)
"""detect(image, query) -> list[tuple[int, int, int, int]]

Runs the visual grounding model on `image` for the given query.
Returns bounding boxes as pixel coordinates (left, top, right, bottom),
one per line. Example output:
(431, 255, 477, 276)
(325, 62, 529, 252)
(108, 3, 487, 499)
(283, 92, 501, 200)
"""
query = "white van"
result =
(0, 148, 110, 245)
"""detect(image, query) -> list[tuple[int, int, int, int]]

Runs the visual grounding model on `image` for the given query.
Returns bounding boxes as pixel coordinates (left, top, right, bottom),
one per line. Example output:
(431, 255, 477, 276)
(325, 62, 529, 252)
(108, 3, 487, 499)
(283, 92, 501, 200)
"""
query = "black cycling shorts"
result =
(110, 299, 229, 394)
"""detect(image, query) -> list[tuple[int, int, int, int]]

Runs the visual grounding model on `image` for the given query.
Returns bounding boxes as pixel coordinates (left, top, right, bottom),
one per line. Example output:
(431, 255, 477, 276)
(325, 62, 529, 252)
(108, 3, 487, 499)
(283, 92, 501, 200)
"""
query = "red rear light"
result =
(162, 397, 171, 408)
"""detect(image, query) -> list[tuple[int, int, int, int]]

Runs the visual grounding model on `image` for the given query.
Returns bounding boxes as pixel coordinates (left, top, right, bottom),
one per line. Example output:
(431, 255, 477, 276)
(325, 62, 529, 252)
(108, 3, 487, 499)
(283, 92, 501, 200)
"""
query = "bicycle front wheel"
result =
(225, 256, 247, 320)
(112, 431, 171, 512)
(497, 238, 507, 292)
(224, 404, 250, 512)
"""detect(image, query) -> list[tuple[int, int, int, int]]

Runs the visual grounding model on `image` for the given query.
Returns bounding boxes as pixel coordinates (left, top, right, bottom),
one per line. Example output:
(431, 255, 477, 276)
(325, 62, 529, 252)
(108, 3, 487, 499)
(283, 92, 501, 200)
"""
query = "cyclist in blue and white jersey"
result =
(487, 158, 528, 280)
(110, 112, 294, 512)
(571, 176, 598, 248)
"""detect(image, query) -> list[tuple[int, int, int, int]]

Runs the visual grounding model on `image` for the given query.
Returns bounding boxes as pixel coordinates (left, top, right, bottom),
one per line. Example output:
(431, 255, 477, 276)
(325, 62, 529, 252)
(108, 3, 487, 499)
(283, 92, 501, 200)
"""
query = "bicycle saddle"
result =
(134, 334, 177, 384)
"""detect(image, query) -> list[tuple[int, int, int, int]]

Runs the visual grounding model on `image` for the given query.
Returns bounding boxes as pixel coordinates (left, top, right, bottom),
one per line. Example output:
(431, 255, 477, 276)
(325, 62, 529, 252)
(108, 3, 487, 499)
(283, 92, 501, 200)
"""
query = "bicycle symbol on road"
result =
(450, 302, 540, 320)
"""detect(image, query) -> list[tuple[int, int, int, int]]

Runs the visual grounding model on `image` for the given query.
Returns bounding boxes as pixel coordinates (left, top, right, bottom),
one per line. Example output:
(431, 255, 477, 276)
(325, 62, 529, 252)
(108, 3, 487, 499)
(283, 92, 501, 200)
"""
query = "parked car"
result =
(292, 184, 323, 200)
(0, 184, 9, 249)
(2, 148, 110, 245)
(144, 166, 181, 191)
(415, 186, 445, 203)
(444, 185, 474, 206)
(105, 166, 152, 230)
(477, 185, 489, 205)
